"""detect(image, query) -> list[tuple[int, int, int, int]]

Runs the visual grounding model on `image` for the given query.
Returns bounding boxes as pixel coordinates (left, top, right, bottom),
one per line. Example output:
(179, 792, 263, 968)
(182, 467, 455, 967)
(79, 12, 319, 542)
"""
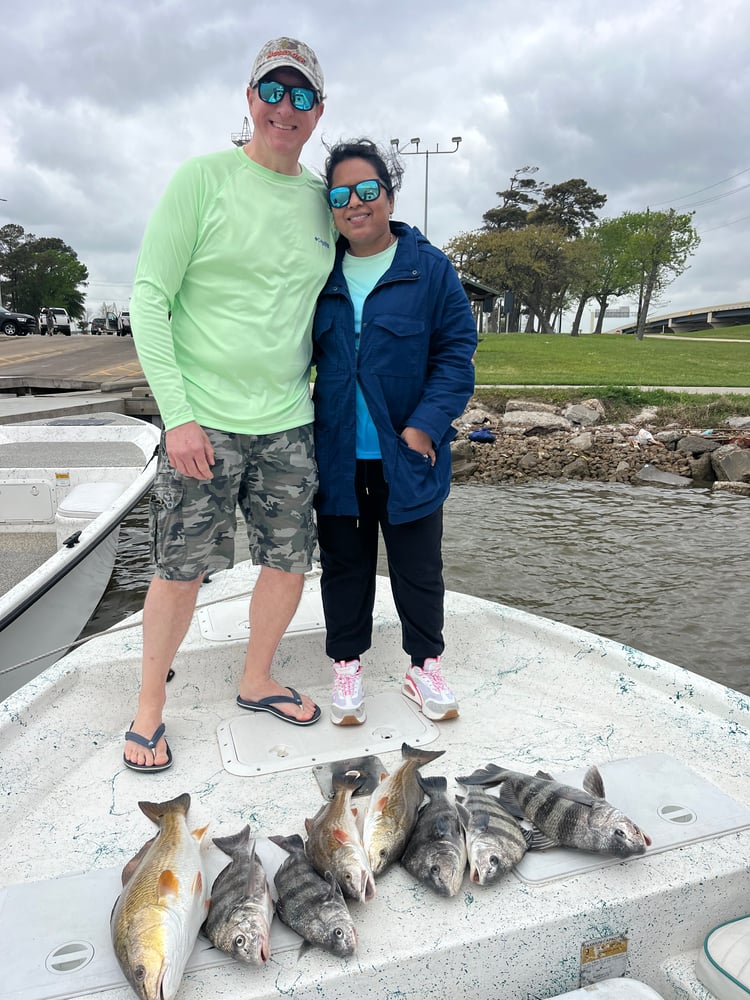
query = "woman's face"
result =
(329, 157, 395, 257)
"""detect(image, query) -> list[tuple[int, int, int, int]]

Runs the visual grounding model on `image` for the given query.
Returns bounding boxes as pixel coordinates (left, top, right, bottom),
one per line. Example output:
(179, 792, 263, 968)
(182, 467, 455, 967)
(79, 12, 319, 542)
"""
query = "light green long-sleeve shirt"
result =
(131, 147, 336, 433)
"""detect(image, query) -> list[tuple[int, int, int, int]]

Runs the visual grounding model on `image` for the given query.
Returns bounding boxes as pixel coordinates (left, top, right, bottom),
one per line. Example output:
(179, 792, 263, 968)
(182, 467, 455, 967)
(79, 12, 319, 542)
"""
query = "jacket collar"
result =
(325, 220, 421, 291)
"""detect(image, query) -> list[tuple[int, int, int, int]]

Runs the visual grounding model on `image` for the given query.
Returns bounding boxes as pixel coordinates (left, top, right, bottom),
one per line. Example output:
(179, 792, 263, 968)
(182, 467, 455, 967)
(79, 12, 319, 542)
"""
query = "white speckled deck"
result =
(1, 563, 748, 1000)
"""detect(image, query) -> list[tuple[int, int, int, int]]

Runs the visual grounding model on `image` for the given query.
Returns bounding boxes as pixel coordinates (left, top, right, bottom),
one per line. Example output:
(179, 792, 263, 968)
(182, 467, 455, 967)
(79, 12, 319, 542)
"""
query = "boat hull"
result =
(0, 563, 747, 999)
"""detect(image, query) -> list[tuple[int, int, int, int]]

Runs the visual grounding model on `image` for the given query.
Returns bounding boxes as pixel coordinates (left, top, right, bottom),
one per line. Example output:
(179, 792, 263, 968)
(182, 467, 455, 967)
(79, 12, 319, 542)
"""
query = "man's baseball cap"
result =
(250, 37, 324, 100)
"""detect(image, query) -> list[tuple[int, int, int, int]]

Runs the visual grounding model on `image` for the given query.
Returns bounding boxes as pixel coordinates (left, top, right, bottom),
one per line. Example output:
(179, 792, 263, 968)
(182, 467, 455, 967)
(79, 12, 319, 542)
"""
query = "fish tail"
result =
(138, 791, 191, 825)
(332, 771, 366, 793)
(270, 833, 305, 854)
(212, 824, 252, 858)
(401, 742, 446, 766)
(417, 774, 448, 794)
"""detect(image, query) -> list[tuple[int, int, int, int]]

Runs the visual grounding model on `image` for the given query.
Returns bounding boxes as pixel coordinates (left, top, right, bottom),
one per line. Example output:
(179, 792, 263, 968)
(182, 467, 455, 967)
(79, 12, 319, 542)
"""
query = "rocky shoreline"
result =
(450, 396, 750, 494)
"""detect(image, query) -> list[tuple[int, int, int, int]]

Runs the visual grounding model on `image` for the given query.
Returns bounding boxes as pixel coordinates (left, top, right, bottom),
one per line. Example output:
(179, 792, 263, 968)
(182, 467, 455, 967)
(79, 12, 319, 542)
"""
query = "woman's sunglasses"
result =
(328, 179, 387, 209)
(257, 80, 318, 112)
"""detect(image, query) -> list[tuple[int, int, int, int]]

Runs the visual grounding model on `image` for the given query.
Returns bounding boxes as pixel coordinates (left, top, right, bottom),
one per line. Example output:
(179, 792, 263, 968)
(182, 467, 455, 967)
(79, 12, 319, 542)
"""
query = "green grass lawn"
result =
(474, 331, 750, 387)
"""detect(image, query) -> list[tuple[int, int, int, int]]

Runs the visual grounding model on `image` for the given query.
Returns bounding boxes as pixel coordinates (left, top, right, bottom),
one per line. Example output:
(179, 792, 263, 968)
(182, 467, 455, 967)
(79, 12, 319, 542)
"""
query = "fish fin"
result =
(417, 774, 448, 794)
(192, 823, 210, 843)
(332, 827, 353, 845)
(535, 770, 555, 781)
(402, 742, 446, 765)
(270, 833, 305, 854)
(527, 827, 558, 851)
(139, 792, 191, 825)
(582, 765, 605, 798)
(497, 785, 526, 819)
(351, 806, 359, 818)
(192, 871, 203, 897)
(332, 771, 365, 793)
(304, 817, 313, 834)
(374, 794, 389, 813)
(157, 869, 180, 902)
(212, 825, 251, 858)
(120, 835, 157, 885)
(454, 764, 508, 788)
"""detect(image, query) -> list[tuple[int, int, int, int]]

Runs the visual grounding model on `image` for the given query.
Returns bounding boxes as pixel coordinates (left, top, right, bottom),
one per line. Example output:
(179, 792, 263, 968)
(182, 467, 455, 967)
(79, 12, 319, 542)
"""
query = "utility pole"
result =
(390, 136, 462, 237)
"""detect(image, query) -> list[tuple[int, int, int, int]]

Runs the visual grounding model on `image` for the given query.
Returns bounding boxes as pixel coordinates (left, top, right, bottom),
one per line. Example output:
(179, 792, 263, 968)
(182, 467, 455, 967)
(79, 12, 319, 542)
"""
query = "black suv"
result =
(0, 305, 35, 336)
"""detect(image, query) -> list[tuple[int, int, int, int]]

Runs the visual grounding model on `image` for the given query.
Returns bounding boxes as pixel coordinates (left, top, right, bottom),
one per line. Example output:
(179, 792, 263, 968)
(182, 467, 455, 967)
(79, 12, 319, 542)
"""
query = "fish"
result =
(455, 763, 652, 857)
(110, 792, 209, 1000)
(203, 825, 274, 965)
(269, 833, 357, 956)
(400, 775, 468, 897)
(304, 771, 376, 902)
(455, 782, 533, 884)
(362, 742, 446, 876)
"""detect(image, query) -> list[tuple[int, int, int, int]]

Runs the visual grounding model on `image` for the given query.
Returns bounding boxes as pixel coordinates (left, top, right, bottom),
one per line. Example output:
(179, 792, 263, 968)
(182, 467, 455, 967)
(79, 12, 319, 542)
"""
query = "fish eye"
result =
(489, 855, 499, 866)
(614, 828, 626, 838)
(234, 934, 246, 948)
(430, 864, 440, 875)
(333, 927, 344, 939)
(134, 965, 147, 982)
(379, 848, 387, 859)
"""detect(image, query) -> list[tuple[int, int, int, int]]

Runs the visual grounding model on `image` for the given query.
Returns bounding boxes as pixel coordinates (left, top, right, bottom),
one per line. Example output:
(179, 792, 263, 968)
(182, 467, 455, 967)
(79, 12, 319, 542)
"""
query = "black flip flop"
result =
(123, 722, 173, 772)
(236, 686, 321, 726)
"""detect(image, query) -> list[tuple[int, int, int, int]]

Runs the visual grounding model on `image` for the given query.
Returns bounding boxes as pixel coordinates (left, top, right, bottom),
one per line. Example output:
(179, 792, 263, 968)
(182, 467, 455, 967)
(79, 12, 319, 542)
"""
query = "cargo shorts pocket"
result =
(149, 474, 186, 569)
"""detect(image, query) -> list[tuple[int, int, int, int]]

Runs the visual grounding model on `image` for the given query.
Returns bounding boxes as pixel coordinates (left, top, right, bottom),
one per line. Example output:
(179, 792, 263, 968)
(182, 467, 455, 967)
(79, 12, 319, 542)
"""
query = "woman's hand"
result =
(401, 426, 435, 467)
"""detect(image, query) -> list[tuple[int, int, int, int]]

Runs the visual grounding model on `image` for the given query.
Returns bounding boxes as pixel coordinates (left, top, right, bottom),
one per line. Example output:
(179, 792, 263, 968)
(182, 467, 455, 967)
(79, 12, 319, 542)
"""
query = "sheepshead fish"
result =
(203, 826, 273, 965)
(110, 792, 209, 1000)
(270, 834, 357, 956)
(305, 771, 375, 902)
(362, 742, 445, 876)
(456, 782, 532, 884)
(456, 763, 651, 857)
(401, 775, 468, 897)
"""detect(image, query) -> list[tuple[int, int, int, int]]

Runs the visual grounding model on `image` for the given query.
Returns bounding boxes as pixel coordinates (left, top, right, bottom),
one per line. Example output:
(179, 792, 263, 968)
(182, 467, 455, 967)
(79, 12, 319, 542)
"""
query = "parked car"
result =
(90, 317, 107, 335)
(0, 305, 35, 336)
(117, 310, 132, 336)
(42, 307, 72, 336)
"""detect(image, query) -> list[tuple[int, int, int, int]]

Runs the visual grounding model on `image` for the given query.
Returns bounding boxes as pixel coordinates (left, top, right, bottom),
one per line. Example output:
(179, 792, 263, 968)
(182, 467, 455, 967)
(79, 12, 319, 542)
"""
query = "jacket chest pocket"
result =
(365, 314, 425, 373)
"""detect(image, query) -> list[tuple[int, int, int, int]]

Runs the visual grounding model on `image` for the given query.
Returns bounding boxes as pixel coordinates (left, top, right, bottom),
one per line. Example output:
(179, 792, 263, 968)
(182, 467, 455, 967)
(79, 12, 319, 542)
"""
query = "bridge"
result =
(619, 301, 750, 335)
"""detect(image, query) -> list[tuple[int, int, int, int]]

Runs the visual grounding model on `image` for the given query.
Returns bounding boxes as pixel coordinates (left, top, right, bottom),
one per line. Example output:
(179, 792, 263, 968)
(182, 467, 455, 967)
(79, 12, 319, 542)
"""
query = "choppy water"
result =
(86, 481, 750, 695)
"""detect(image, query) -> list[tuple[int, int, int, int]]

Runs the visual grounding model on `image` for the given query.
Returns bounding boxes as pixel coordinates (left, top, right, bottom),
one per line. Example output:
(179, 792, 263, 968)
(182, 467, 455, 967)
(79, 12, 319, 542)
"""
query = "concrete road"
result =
(0, 334, 142, 390)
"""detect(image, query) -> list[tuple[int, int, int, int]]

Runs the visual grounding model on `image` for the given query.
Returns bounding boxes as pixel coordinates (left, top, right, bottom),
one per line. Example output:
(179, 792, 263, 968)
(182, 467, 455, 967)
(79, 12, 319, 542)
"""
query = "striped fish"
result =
(401, 775, 468, 897)
(203, 826, 273, 965)
(455, 763, 651, 857)
(456, 782, 532, 884)
(270, 834, 357, 956)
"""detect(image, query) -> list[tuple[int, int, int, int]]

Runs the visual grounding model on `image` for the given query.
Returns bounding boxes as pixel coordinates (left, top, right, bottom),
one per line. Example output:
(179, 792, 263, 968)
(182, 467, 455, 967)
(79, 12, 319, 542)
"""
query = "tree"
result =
(482, 166, 544, 231)
(626, 209, 700, 340)
(529, 178, 607, 238)
(0, 224, 88, 319)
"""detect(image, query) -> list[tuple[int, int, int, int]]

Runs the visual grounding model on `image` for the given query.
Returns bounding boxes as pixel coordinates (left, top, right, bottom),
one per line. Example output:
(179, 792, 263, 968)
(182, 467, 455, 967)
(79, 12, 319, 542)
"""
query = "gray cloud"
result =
(2, 0, 748, 323)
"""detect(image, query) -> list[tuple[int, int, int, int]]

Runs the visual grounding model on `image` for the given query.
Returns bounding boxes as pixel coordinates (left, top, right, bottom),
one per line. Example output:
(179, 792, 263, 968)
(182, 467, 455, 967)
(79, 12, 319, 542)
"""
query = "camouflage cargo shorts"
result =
(150, 424, 317, 581)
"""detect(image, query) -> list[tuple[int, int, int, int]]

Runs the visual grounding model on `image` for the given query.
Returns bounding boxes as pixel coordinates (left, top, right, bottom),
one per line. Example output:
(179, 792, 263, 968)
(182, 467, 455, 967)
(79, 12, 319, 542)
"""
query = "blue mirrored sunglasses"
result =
(257, 80, 317, 111)
(328, 179, 386, 209)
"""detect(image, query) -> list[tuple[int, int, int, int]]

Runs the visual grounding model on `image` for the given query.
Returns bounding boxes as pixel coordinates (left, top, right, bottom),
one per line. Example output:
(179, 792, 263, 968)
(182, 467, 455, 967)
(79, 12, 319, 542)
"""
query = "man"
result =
(124, 37, 335, 771)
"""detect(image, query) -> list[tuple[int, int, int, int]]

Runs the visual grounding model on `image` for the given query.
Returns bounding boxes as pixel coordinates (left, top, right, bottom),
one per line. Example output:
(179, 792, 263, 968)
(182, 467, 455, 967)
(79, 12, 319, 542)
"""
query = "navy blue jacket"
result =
(312, 221, 477, 524)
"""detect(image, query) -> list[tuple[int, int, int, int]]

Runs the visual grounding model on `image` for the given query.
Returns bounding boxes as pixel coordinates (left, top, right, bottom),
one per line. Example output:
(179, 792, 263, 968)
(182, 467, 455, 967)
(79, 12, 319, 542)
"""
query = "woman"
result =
(312, 139, 477, 726)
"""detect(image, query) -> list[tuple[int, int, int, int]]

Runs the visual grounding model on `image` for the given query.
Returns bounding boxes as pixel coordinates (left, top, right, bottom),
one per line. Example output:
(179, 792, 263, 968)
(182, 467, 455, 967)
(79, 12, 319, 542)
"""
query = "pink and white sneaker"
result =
(331, 659, 366, 726)
(402, 656, 459, 721)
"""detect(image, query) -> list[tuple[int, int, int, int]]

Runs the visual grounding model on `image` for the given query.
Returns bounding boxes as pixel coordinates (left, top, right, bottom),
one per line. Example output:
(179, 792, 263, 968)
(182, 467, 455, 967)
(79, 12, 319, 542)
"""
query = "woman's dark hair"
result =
(323, 138, 404, 195)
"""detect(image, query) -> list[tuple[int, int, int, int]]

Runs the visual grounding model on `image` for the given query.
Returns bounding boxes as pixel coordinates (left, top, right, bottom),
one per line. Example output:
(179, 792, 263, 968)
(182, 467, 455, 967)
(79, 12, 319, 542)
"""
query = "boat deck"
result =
(0, 531, 58, 595)
(1, 564, 748, 1000)
(0, 441, 147, 468)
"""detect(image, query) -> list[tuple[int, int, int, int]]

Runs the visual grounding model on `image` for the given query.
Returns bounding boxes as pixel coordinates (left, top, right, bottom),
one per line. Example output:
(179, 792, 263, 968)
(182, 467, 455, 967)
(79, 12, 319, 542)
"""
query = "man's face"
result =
(247, 67, 324, 160)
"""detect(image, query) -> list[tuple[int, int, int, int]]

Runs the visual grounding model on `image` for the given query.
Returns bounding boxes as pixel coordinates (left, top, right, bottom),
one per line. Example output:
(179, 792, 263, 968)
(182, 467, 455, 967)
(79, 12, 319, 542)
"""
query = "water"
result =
(86, 481, 750, 696)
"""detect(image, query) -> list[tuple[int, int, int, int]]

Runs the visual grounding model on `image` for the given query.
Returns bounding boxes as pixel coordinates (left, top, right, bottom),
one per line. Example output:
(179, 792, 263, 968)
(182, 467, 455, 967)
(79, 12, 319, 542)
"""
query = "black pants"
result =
(317, 460, 445, 663)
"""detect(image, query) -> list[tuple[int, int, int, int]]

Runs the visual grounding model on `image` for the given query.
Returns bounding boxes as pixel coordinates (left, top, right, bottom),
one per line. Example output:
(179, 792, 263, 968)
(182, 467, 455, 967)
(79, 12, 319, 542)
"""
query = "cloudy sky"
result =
(2, 0, 749, 328)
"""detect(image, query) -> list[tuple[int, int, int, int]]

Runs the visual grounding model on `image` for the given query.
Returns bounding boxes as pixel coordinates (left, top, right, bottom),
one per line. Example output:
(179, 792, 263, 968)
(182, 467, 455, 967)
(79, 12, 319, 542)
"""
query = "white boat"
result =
(0, 411, 161, 700)
(1, 561, 748, 1000)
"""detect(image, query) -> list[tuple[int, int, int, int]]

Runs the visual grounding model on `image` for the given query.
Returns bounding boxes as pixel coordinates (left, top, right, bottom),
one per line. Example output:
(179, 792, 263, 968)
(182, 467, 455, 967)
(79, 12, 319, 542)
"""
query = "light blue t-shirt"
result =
(342, 241, 398, 458)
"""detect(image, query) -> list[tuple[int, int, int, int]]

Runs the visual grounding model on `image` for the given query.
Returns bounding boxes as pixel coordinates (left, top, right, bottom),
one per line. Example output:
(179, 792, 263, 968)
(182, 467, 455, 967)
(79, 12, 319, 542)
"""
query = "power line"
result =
(649, 166, 750, 208)
(698, 212, 750, 235)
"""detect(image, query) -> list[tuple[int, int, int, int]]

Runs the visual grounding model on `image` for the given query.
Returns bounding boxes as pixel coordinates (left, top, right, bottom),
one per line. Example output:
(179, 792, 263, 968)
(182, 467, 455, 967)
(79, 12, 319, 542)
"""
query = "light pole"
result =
(390, 136, 461, 237)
